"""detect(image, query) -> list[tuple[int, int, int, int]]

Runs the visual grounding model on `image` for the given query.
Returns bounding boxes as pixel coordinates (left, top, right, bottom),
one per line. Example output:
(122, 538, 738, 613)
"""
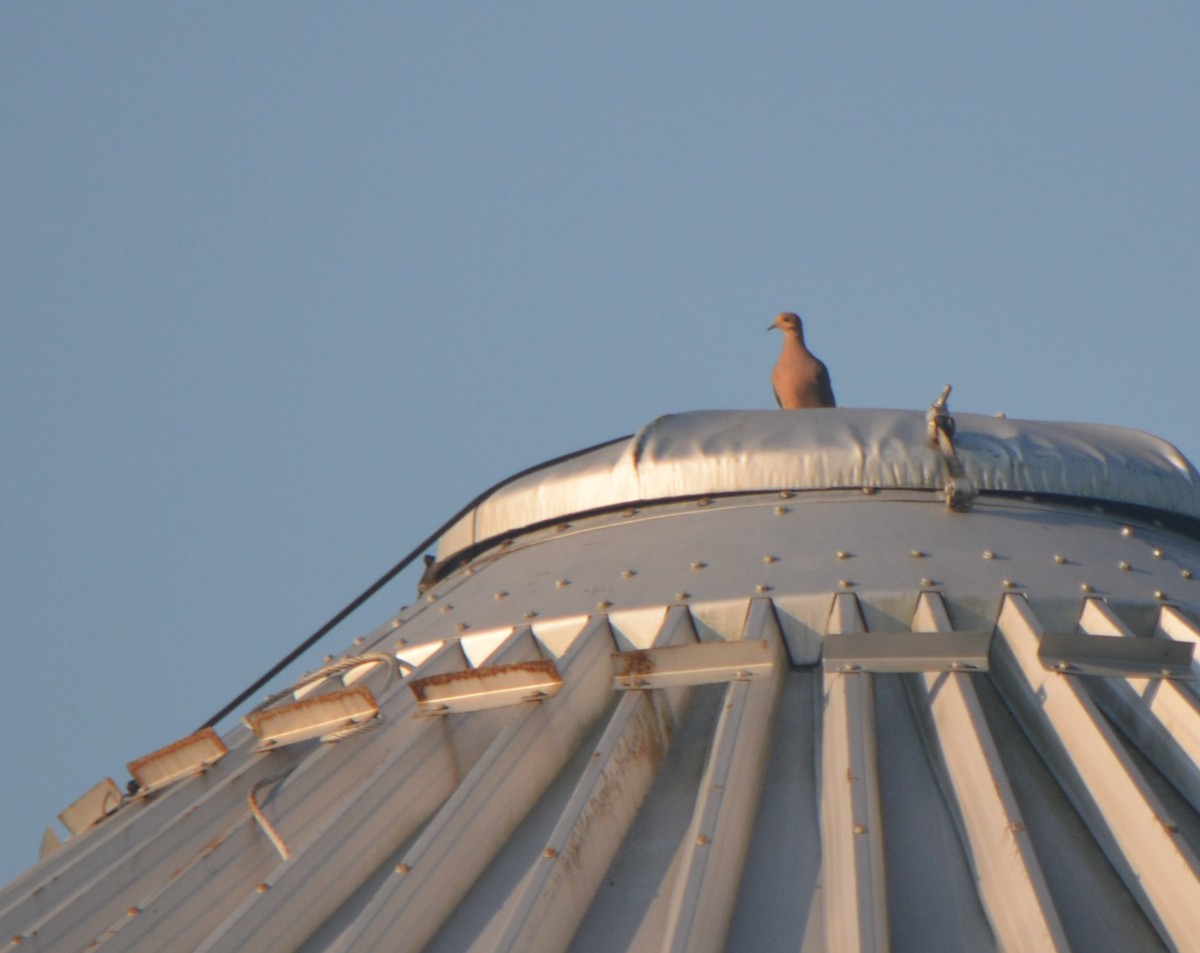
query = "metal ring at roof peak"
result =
(438, 408, 1200, 559)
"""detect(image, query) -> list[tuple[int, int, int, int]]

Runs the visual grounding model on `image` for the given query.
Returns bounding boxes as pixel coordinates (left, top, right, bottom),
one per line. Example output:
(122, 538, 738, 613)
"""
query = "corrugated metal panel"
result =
(6, 410, 1200, 952)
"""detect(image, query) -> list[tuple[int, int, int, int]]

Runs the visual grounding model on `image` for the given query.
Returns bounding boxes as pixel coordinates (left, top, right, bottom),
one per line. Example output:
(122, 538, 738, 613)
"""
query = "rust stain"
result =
(614, 650, 656, 679)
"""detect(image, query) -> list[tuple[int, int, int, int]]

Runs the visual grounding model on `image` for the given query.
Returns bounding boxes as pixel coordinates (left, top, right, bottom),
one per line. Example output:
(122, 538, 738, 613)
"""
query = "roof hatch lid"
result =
(437, 409, 1200, 558)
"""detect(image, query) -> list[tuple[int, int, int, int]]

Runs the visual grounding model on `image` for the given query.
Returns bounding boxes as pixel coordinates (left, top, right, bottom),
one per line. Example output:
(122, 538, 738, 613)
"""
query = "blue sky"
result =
(2, 3, 1198, 885)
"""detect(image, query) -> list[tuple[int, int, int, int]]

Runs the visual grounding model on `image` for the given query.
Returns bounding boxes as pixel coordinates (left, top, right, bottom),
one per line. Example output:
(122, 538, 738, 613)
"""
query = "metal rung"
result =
(822, 631, 992, 673)
(243, 685, 380, 747)
(611, 639, 774, 689)
(127, 727, 228, 793)
(1038, 632, 1194, 679)
(409, 658, 563, 715)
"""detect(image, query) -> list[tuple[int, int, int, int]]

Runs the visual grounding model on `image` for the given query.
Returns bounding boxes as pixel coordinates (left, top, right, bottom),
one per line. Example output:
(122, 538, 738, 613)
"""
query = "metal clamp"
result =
(927, 385, 977, 512)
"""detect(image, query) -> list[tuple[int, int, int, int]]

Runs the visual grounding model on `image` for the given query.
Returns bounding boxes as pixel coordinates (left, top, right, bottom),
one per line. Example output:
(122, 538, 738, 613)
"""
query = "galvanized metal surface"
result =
(6, 410, 1200, 952)
(439, 409, 1200, 558)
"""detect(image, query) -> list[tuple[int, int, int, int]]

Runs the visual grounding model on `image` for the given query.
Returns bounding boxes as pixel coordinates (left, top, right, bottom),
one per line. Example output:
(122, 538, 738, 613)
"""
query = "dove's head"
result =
(768, 312, 803, 334)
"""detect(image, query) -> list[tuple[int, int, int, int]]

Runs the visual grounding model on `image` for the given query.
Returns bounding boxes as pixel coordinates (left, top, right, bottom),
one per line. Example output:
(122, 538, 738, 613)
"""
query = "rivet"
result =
(464, 566, 475, 576)
(1117, 561, 1130, 571)
(862, 486, 877, 495)
(391, 619, 403, 630)
(921, 578, 935, 588)
(544, 847, 557, 858)
(762, 554, 778, 564)
(691, 561, 707, 571)
(983, 550, 996, 560)
(395, 862, 410, 874)
(1002, 579, 1017, 589)
(10, 937, 22, 947)
(256, 882, 270, 894)
(494, 591, 508, 600)
(523, 611, 538, 620)
(778, 490, 793, 499)
(774, 505, 790, 515)
(622, 507, 637, 517)
(1081, 583, 1094, 593)
(1022, 495, 1036, 503)
(126, 907, 140, 917)
(323, 654, 334, 663)
(1121, 526, 1134, 537)
(910, 550, 926, 559)
(439, 604, 452, 614)
(1154, 548, 1165, 559)
(838, 579, 854, 588)
(1053, 554, 1067, 565)
(393, 640, 407, 651)
(1010, 821, 1025, 832)
(696, 834, 710, 845)
(1183, 569, 1194, 580)
(852, 824, 867, 834)
(621, 569, 636, 578)
(697, 496, 712, 507)
(555, 579, 570, 588)
(1055, 662, 1072, 672)
(426, 592, 437, 603)
(500, 539, 513, 549)
(1155, 590, 1168, 601)
(836, 551, 851, 560)
(353, 636, 365, 646)
(556, 522, 570, 532)
(455, 623, 468, 633)
(676, 592, 691, 601)
(755, 584, 772, 593)
(596, 601, 612, 610)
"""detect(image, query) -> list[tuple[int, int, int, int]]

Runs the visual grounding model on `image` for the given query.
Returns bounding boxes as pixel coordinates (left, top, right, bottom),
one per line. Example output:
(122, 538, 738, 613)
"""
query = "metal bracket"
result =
(611, 639, 774, 689)
(1038, 632, 1195, 679)
(822, 631, 992, 673)
(409, 657, 563, 715)
(126, 727, 228, 794)
(927, 385, 977, 512)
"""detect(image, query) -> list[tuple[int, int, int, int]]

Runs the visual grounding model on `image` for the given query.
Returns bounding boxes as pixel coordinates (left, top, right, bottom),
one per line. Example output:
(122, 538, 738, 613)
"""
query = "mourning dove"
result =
(767, 312, 836, 409)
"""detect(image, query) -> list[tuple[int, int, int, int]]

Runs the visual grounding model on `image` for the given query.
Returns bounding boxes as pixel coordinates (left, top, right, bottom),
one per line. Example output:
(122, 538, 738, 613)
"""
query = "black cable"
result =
(199, 432, 631, 730)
